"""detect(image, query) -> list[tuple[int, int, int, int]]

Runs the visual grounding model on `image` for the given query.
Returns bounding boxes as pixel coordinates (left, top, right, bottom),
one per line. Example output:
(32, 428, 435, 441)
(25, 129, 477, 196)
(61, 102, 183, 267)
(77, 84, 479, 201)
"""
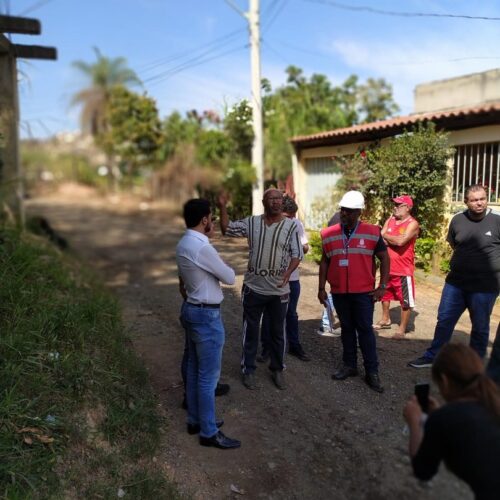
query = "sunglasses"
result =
(340, 207, 357, 214)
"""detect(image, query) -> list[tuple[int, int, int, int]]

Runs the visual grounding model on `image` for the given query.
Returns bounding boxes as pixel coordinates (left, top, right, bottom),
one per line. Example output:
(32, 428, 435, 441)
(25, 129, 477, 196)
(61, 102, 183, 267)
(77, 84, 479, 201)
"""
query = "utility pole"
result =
(0, 15, 57, 225)
(226, 0, 264, 215)
(248, 0, 264, 215)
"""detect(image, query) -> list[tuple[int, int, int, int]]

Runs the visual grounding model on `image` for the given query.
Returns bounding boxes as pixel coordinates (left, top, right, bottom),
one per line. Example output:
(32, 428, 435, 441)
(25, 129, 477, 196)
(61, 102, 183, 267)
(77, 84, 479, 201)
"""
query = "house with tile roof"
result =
(290, 69, 500, 228)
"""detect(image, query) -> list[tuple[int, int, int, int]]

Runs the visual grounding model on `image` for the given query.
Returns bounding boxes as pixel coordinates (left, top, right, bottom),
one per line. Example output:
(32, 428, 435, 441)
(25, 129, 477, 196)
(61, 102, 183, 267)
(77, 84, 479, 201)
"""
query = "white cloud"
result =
(329, 26, 500, 114)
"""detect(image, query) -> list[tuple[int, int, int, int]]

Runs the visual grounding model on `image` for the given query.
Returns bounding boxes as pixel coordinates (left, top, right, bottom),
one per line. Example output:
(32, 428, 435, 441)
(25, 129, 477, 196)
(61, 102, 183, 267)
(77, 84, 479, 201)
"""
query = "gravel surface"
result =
(27, 190, 499, 500)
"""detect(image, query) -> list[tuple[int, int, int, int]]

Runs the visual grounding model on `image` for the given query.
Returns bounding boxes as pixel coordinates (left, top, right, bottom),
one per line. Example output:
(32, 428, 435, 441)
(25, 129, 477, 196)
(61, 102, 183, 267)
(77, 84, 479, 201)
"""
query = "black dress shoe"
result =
(199, 430, 241, 449)
(187, 419, 224, 435)
(215, 383, 230, 397)
(365, 373, 384, 393)
(242, 372, 256, 389)
(288, 347, 311, 362)
(332, 366, 358, 380)
(271, 370, 286, 390)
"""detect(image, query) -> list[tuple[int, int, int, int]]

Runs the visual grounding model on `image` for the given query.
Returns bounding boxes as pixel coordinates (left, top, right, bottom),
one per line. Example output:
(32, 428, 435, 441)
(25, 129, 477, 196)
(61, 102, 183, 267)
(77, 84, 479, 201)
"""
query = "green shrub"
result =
(306, 229, 323, 264)
(415, 237, 437, 272)
(439, 257, 451, 274)
(339, 123, 454, 239)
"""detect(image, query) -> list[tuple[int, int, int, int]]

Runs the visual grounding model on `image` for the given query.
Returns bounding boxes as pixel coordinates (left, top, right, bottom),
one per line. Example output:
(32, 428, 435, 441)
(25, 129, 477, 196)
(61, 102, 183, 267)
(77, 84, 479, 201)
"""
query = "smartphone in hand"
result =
(415, 383, 430, 413)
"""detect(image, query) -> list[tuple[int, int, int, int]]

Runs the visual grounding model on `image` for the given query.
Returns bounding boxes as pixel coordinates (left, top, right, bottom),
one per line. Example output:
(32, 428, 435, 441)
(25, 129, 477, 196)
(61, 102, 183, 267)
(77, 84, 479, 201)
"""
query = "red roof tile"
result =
(290, 102, 500, 146)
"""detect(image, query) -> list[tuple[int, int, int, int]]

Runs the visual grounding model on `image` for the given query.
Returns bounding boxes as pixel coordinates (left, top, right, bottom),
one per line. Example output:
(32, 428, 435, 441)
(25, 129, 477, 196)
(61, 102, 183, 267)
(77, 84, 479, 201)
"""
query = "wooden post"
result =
(0, 16, 57, 226)
(0, 34, 23, 224)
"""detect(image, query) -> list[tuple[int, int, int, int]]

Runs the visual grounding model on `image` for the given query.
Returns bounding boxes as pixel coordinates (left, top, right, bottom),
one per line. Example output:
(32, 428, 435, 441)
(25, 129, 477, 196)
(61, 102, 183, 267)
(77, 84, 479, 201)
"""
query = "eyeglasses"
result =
(340, 207, 357, 214)
(266, 196, 283, 201)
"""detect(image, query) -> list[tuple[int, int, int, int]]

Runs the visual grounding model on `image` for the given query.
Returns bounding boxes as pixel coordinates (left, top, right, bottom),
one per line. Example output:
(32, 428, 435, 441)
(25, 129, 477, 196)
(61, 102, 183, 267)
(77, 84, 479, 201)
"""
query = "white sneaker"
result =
(316, 327, 340, 338)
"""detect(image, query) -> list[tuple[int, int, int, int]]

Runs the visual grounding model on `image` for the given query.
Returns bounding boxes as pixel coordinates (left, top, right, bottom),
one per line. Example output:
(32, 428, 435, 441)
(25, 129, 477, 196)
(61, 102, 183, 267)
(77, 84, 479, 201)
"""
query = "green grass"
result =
(0, 226, 180, 499)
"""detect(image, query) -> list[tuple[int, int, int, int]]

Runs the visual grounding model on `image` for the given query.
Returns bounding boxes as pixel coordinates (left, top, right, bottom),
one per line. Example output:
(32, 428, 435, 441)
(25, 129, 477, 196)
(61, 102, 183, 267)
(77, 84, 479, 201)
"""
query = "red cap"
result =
(392, 195, 413, 207)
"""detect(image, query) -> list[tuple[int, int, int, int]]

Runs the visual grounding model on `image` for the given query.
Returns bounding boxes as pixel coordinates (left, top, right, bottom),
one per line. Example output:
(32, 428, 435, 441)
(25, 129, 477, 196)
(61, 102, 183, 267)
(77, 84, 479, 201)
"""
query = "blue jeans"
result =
(425, 283, 498, 360)
(182, 303, 224, 438)
(262, 280, 301, 350)
(487, 323, 500, 384)
(332, 293, 378, 373)
(322, 293, 335, 329)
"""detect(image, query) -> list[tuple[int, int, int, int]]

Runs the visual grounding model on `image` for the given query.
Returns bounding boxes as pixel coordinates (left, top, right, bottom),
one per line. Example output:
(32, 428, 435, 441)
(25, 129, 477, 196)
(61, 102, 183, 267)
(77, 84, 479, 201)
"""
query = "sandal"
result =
(373, 321, 392, 330)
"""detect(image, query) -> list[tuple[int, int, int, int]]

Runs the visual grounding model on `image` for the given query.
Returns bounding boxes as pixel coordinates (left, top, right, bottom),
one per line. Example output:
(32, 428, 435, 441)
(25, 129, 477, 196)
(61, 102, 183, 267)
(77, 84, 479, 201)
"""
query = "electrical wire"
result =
(302, 0, 500, 21)
(0, 0, 10, 15)
(263, 0, 282, 19)
(144, 44, 247, 87)
(19, 0, 54, 16)
(141, 39, 246, 83)
(137, 28, 246, 75)
(269, 37, 500, 66)
(262, 39, 291, 66)
(263, 0, 289, 33)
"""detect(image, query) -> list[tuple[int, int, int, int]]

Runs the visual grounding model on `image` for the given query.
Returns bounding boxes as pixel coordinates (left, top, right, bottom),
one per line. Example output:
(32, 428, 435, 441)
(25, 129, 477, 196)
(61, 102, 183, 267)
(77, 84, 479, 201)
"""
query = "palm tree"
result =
(71, 47, 141, 136)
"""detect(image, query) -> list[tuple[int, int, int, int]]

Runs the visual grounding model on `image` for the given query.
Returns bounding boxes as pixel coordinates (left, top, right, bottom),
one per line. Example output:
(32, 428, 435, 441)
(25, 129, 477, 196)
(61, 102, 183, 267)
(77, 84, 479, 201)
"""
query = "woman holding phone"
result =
(403, 343, 500, 499)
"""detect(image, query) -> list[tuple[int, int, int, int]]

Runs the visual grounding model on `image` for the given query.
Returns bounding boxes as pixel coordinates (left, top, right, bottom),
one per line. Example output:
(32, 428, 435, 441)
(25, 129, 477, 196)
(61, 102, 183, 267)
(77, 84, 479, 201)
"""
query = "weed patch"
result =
(0, 227, 177, 498)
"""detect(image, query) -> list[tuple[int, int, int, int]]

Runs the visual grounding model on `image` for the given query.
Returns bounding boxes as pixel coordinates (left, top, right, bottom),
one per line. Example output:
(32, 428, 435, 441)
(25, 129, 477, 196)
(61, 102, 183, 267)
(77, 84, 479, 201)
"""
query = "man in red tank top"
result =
(374, 195, 419, 339)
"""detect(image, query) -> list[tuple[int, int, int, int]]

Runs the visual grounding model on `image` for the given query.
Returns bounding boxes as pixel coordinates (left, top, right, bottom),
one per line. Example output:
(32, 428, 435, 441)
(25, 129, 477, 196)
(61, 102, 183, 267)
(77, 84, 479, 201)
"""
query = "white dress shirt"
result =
(176, 229, 235, 305)
(290, 218, 308, 282)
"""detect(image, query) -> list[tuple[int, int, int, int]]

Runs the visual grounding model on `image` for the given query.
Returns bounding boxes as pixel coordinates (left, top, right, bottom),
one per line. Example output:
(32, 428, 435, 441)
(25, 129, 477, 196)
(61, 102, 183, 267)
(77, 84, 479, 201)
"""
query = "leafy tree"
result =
(71, 47, 141, 137)
(223, 100, 253, 161)
(97, 86, 163, 178)
(357, 78, 400, 123)
(154, 103, 255, 217)
(357, 123, 453, 239)
(159, 111, 202, 162)
(262, 66, 399, 180)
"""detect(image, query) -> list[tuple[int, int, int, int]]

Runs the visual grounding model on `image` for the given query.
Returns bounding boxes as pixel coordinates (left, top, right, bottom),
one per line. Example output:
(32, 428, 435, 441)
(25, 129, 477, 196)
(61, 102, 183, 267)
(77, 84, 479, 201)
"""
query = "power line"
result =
(269, 37, 500, 66)
(144, 45, 247, 87)
(0, 0, 11, 15)
(19, 0, 54, 16)
(302, 0, 500, 21)
(263, 0, 289, 33)
(262, 39, 291, 66)
(137, 28, 245, 75)
(270, 37, 333, 59)
(141, 40, 246, 83)
(380, 56, 500, 66)
(263, 0, 282, 19)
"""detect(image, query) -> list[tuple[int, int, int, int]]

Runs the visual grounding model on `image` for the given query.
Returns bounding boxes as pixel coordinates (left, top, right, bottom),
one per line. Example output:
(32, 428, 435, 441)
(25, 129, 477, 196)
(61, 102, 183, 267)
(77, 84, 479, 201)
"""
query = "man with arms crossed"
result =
(176, 199, 240, 449)
(374, 195, 419, 339)
(409, 184, 500, 368)
(218, 189, 303, 390)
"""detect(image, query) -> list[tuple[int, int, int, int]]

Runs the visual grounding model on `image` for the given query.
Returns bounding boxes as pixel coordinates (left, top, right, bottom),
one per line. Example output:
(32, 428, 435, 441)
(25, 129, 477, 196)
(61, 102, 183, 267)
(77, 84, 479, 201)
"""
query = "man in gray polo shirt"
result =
(218, 189, 303, 390)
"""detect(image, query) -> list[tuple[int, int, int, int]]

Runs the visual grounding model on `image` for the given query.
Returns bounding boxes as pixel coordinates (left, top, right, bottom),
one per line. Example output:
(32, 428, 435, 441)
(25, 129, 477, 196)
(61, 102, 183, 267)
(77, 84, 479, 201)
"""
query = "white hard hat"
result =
(339, 190, 365, 209)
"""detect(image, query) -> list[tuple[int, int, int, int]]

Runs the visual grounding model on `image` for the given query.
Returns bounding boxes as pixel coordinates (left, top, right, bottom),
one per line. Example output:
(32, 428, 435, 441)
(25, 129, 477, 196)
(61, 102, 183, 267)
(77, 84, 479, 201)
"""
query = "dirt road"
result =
(27, 189, 498, 499)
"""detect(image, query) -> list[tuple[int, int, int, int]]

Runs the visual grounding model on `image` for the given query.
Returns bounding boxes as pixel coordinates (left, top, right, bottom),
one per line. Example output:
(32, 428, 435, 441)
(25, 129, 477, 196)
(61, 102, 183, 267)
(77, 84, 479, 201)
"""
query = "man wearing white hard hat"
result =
(318, 191, 389, 393)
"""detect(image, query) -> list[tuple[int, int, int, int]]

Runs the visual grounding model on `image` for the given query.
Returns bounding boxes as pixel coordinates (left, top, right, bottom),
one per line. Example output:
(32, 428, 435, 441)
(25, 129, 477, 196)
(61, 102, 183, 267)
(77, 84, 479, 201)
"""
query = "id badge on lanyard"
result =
(340, 222, 359, 268)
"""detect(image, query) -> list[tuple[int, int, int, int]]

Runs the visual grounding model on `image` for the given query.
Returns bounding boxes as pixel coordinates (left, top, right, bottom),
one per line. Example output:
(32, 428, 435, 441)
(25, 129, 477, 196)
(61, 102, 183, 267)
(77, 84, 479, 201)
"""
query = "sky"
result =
(6, 0, 500, 138)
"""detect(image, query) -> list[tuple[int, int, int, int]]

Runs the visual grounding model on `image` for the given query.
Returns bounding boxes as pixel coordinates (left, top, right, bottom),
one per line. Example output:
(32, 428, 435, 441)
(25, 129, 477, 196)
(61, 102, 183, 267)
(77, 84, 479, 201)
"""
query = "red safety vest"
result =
(321, 222, 381, 293)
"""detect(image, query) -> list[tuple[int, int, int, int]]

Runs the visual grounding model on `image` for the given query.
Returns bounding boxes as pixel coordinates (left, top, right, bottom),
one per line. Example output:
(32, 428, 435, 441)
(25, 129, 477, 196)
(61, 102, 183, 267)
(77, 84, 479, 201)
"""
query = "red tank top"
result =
(385, 216, 418, 276)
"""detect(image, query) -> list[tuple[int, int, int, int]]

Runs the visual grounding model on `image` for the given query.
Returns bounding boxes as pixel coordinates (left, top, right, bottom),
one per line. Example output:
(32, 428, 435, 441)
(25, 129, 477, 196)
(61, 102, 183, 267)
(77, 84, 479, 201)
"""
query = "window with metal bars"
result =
(452, 142, 500, 203)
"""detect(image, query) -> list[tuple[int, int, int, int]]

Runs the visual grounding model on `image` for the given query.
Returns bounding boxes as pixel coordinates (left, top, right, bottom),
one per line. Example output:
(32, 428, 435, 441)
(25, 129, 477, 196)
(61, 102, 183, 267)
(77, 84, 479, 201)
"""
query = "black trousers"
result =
(241, 284, 289, 374)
